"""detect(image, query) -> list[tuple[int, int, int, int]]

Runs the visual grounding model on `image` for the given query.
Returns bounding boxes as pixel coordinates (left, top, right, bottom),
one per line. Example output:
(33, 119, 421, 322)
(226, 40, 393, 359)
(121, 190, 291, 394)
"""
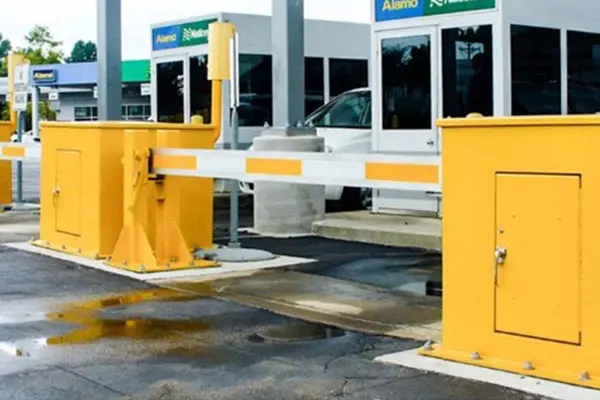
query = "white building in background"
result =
(150, 12, 371, 148)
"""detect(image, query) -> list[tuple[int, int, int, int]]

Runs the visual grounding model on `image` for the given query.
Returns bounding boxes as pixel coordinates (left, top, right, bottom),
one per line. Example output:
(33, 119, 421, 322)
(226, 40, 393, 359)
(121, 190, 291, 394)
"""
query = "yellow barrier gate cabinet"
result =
(0, 122, 15, 207)
(33, 122, 221, 265)
(108, 128, 219, 273)
(420, 115, 600, 389)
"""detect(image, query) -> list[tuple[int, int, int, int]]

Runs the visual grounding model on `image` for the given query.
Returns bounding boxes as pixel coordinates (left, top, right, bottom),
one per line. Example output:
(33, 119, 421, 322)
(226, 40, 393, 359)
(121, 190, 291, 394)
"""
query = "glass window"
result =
(442, 25, 493, 117)
(567, 31, 600, 114)
(329, 58, 368, 97)
(381, 35, 431, 130)
(74, 106, 90, 120)
(156, 60, 184, 122)
(305, 90, 371, 129)
(306, 57, 324, 116)
(74, 106, 97, 121)
(190, 55, 212, 124)
(237, 54, 272, 127)
(511, 25, 561, 115)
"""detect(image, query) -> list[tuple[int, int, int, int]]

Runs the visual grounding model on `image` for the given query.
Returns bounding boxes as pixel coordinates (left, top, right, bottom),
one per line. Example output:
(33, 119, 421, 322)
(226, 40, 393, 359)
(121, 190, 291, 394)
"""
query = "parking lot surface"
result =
(0, 229, 550, 399)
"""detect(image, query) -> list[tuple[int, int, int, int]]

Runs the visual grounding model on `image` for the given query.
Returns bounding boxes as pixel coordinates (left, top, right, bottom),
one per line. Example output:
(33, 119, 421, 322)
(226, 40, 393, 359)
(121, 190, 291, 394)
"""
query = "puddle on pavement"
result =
(320, 258, 442, 297)
(13, 265, 442, 357)
(42, 286, 215, 348)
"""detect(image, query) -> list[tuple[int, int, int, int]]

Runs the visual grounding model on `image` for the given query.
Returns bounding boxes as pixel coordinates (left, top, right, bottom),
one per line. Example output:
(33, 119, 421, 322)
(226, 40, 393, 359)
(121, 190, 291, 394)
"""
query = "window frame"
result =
(509, 24, 562, 116)
(305, 89, 372, 130)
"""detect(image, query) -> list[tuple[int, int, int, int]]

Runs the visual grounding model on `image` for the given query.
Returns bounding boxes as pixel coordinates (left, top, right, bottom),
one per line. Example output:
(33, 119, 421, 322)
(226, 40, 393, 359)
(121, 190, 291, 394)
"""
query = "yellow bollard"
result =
(208, 21, 235, 144)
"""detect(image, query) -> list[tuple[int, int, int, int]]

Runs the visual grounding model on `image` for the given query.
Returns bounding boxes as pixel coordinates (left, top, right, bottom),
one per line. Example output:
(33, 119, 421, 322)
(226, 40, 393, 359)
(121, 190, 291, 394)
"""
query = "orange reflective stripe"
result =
(2, 146, 25, 157)
(153, 154, 196, 170)
(246, 158, 302, 176)
(366, 162, 439, 183)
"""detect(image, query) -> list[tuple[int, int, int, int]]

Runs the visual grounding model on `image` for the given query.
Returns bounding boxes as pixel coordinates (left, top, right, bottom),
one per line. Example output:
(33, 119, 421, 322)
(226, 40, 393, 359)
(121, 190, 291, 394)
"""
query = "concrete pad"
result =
(375, 349, 600, 400)
(5, 242, 315, 283)
(163, 269, 442, 341)
(312, 211, 441, 251)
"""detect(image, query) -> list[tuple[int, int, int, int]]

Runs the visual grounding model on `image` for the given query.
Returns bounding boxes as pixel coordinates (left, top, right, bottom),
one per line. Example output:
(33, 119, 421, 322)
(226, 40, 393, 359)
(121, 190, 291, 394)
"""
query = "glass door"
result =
(152, 56, 187, 123)
(376, 27, 438, 153)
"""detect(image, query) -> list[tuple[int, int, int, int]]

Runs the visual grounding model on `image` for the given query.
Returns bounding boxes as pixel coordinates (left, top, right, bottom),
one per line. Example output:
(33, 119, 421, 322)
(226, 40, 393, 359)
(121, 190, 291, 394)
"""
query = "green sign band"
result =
(426, 0, 495, 16)
(180, 19, 216, 47)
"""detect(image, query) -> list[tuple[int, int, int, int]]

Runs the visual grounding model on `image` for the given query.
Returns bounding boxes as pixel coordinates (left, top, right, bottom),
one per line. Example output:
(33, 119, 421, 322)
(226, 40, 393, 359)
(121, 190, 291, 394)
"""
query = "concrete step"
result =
(312, 211, 441, 251)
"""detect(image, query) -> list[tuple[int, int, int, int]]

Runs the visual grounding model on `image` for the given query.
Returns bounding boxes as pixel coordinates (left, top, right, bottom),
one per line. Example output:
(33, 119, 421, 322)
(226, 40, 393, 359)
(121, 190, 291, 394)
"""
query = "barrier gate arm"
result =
(152, 149, 442, 193)
(0, 143, 41, 161)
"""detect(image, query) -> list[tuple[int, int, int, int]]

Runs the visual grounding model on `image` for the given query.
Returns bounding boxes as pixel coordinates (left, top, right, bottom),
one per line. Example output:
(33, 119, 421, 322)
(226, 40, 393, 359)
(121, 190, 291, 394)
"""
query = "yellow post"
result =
(208, 22, 235, 144)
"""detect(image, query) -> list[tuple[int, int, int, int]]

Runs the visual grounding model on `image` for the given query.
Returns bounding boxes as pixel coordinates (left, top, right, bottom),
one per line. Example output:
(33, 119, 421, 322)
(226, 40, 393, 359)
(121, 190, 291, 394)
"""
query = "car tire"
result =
(340, 187, 372, 211)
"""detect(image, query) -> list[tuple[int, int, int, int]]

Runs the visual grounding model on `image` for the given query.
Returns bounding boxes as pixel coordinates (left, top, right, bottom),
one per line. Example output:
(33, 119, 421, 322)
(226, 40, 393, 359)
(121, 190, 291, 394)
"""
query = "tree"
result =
(1, 101, 57, 129)
(67, 40, 97, 63)
(0, 33, 12, 77)
(15, 25, 64, 65)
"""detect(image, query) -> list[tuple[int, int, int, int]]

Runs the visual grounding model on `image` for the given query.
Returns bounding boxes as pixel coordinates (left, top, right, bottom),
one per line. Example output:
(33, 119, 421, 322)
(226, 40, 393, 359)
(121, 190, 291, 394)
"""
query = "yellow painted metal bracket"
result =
(108, 129, 219, 273)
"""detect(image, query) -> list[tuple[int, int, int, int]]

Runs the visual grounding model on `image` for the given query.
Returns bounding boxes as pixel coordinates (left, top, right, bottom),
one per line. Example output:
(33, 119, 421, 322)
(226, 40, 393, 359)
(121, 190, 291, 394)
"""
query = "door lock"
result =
(52, 187, 60, 196)
(494, 246, 507, 286)
(495, 246, 507, 264)
(426, 139, 435, 146)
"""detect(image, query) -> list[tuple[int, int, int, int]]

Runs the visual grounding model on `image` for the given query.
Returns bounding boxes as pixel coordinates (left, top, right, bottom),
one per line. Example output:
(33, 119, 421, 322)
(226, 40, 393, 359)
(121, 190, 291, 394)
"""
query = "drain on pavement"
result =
(249, 322, 345, 343)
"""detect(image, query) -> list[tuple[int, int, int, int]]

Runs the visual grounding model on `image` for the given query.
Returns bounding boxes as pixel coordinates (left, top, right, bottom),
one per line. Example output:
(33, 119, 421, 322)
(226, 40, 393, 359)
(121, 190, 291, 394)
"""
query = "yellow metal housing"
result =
(108, 128, 218, 273)
(0, 122, 14, 207)
(155, 128, 215, 251)
(34, 122, 128, 258)
(421, 115, 600, 389)
(33, 122, 219, 263)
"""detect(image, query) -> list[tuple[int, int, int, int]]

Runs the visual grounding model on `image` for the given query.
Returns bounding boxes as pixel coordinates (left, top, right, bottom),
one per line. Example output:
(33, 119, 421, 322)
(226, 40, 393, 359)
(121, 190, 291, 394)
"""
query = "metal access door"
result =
(375, 27, 438, 153)
(151, 55, 189, 123)
(494, 173, 581, 344)
(55, 150, 81, 236)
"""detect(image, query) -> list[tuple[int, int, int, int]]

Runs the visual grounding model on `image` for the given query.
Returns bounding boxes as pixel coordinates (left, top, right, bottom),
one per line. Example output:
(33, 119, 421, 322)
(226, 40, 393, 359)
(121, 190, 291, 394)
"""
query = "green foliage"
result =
(0, 33, 13, 77)
(67, 40, 97, 63)
(15, 25, 64, 65)
(0, 101, 57, 129)
(0, 26, 61, 128)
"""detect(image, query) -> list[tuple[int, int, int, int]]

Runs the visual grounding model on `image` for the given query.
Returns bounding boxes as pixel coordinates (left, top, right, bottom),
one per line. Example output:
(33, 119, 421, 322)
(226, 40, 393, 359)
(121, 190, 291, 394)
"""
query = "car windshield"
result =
(306, 90, 371, 129)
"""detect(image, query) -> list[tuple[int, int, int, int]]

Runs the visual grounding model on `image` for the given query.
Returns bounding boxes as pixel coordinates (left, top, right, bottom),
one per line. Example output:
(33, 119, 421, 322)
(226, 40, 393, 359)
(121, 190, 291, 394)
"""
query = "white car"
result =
(11, 130, 40, 144)
(240, 87, 373, 209)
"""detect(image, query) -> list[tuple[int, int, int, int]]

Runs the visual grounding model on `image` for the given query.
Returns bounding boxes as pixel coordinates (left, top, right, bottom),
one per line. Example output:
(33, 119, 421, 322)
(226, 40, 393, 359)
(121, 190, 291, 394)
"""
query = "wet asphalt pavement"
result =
(0, 167, 550, 399)
(0, 246, 548, 400)
(0, 221, 550, 400)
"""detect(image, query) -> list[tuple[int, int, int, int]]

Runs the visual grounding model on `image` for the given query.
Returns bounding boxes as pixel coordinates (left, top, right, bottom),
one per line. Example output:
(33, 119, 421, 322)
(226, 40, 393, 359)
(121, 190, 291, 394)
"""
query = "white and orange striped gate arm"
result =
(0, 143, 41, 161)
(152, 149, 441, 193)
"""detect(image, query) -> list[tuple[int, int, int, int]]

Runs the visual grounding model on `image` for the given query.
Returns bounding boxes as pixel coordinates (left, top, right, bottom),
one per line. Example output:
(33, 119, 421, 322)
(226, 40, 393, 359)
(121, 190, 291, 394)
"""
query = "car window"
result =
(306, 91, 371, 129)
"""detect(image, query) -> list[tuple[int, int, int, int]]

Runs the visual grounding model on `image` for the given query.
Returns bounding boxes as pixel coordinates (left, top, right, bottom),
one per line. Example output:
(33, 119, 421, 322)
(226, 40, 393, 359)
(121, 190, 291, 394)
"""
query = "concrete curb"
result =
(312, 212, 441, 251)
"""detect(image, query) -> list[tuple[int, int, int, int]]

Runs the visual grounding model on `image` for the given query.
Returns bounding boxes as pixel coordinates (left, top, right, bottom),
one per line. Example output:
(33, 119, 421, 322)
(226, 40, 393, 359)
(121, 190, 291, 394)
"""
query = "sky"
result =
(0, 0, 370, 60)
